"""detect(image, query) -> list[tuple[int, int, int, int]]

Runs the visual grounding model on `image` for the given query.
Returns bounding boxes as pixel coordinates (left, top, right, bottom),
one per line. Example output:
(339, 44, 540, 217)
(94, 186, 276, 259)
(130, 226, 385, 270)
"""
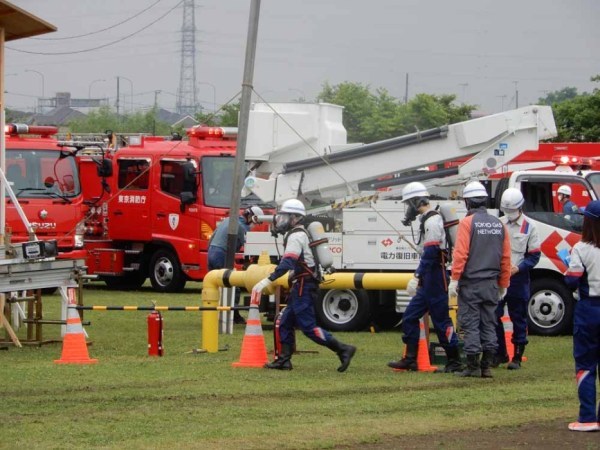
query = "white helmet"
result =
(280, 199, 306, 216)
(463, 181, 488, 198)
(401, 182, 430, 202)
(557, 185, 572, 196)
(500, 188, 524, 211)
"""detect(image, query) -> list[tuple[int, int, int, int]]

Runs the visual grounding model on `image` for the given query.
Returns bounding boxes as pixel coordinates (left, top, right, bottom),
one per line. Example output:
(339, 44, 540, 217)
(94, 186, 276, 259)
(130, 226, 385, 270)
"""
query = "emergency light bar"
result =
(5, 124, 58, 137)
(187, 126, 225, 139)
(552, 154, 592, 170)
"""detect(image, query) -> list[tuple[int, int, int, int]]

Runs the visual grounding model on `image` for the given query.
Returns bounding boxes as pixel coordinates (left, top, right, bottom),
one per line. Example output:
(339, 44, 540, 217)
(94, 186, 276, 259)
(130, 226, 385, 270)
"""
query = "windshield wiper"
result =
(16, 187, 46, 197)
(46, 191, 72, 204)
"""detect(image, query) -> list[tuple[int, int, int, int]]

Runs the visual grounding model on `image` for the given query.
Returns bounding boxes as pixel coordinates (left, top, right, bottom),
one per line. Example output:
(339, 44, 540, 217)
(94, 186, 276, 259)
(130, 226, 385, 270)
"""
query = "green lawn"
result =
(1, 282, 580, 449)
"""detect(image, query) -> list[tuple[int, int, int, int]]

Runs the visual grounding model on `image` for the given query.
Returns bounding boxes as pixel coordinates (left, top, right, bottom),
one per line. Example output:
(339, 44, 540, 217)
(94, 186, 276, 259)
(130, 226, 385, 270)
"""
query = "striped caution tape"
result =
(74, 305, 250, 311)
(331, 193, 379, 209)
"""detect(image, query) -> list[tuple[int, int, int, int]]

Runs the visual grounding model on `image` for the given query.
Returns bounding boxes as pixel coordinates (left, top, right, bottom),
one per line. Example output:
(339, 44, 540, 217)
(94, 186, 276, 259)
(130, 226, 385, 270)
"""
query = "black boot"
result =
(455, 353, 481, 377)
(490, 352, 509, 368)
(388, 342, 418, 371)
(507, 344, 525, 370)
(264, 343, 293, 370)
(326, 338, 357, 372)
(480, 350, 495, 378)
(436, 346, 464, 373)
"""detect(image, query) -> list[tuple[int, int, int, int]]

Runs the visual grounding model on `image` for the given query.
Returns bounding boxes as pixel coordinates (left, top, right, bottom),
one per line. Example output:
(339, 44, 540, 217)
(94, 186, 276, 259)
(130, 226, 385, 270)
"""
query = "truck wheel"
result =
(528, 278, 574, 336)
(314, 289, 370, 332)
(102, 272, 146, 290)
(149, 248, 186, 293)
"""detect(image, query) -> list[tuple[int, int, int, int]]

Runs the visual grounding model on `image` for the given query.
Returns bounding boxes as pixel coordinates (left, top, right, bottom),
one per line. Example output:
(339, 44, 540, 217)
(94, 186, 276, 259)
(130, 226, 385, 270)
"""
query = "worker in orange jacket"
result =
(449, 181, 511, 378)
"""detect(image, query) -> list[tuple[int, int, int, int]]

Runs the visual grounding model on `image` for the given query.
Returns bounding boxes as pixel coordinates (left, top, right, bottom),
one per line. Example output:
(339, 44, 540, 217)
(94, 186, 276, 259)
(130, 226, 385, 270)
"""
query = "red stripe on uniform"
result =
(424, 241, 441, 247)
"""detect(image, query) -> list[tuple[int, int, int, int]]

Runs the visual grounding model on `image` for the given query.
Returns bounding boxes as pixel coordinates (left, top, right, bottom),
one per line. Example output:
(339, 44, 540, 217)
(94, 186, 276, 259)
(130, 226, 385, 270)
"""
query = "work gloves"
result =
(498, 287, 507, 300)
(252, 277, 273, 295)
(448, 279, 458, 298)
(407, 277, 419, 297)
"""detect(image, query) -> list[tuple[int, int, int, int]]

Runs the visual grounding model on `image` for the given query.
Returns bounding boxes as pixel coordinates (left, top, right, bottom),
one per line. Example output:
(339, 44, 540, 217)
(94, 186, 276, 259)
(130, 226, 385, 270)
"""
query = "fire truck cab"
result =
(81, 126, 268, 292)
(4, 124, 86, 258)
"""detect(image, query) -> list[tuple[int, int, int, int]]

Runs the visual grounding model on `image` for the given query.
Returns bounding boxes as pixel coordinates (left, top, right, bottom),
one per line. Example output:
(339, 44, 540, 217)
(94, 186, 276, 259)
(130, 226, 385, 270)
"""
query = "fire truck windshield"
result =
(5, 150, 80, 199)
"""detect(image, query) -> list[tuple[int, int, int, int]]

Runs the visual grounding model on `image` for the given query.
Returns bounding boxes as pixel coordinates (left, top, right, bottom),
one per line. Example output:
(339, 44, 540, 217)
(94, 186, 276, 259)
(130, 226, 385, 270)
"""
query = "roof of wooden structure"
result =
(0, 0, 56, 41)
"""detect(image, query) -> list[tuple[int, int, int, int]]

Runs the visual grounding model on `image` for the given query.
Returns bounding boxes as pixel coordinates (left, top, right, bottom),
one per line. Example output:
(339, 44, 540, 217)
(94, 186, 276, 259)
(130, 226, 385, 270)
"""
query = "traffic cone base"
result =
(54, 333, 98, 364)
(394, 318, 437, 372)
(232, 291, 269, 368)
(54, 301, 98, 365)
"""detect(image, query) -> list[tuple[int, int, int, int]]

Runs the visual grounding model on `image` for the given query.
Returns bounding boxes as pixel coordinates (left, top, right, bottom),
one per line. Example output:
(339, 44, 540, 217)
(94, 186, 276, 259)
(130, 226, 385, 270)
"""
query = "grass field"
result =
(1, 282, 582, 449)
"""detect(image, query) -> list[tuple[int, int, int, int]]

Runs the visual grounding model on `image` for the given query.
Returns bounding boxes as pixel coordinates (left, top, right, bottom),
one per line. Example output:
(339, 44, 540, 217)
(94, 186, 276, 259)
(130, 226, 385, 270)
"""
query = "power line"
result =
(31, 0, 163, 41)
(6, 0, 183, 56)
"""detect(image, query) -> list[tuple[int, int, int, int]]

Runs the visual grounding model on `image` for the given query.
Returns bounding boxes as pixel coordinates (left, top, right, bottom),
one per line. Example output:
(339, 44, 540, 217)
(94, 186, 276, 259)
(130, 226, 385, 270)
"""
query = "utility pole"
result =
(153, 90, 161, 136)
(513, 81, 519, 108)
(404, 73, 409, 104)
(225, 0, 261, 270)
(459, 83, 469, 102)
(116, 76, 120, 117)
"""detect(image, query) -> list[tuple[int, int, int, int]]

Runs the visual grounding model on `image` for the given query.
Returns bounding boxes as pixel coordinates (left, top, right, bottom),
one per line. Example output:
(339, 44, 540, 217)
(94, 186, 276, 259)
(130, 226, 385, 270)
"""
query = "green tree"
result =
(550, 75, 600, 141)
(538, 87, 579, 105)
(316, 82, 476, 143)
(68, 106, 172, 135)
(219, 101, 241, 127)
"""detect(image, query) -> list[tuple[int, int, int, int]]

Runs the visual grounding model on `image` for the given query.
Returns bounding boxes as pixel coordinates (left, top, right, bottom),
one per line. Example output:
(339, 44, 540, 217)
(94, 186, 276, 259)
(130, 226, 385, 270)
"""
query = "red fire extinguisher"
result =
(147, 311, 163, 356)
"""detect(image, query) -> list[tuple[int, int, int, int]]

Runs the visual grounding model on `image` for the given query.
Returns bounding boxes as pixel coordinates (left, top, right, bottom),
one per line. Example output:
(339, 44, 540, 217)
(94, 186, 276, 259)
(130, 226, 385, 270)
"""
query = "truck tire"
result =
(528, 278, 574, 336)
(149, 248, 186, 293)
(314, 289, 370, 332)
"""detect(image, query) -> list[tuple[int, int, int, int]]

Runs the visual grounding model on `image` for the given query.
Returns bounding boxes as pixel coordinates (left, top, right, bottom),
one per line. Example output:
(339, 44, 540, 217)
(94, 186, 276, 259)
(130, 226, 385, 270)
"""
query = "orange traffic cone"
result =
(394, 317, 437, 372)
(232, 291, 268, 368)
(54, 290, 97, 365)
(501, 313, 527, 363)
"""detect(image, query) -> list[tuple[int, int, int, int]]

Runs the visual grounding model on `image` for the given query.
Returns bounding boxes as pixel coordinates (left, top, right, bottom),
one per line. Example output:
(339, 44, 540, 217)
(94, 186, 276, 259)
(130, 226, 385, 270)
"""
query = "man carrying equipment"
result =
(388, 182, 463, 373)
(253, 199, 356, 372)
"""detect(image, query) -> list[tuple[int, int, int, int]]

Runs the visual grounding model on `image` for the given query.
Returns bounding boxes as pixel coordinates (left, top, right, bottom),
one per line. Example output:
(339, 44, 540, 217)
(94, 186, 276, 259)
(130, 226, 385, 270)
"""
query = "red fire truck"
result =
(79, 126, 268, 292)
(4, 124, 86, 259)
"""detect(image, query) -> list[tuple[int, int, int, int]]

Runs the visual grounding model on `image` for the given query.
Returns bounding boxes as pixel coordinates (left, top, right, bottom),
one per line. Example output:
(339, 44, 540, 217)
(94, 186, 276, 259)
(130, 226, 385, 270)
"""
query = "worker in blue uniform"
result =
(564, 199, 600, 432)
(493, 188, 541, 370)
(253, 199, 356, 372)
(388, 182, 463, 373)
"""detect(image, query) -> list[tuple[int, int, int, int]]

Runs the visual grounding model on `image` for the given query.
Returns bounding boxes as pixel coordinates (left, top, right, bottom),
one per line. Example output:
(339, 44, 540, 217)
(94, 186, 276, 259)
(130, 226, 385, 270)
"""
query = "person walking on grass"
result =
(564, 200, 600, 432)
(252, 199, 356, 372)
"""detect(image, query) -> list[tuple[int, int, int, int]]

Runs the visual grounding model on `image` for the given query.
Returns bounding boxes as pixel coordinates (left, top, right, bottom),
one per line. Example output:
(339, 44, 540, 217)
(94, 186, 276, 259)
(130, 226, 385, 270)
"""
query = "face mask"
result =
(402, 203, 418, 226)
(503, 210, 520, 222)
(272, 213, 292, 235)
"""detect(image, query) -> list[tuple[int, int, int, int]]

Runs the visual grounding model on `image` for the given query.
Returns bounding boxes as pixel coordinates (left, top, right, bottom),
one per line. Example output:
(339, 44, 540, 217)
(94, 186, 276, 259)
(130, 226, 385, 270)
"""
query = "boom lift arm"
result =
(243, 103, 556, 204)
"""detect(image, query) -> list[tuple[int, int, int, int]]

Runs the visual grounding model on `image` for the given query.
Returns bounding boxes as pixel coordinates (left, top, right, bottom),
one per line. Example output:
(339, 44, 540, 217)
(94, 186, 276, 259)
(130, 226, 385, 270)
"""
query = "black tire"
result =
(314, 289, 370, 332)
(371, 291, 403, 330)
(149, 248, 186, 293)
(102, 272, 146, 290)
(528, 278, 574, 336)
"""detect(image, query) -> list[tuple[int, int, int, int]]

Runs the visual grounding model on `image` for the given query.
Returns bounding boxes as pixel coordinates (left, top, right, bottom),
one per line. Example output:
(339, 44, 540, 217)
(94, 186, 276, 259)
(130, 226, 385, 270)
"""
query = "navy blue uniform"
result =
(267, 226, 332, 346)
(565, 241, 600, 425)
(402, 211, 458, 349)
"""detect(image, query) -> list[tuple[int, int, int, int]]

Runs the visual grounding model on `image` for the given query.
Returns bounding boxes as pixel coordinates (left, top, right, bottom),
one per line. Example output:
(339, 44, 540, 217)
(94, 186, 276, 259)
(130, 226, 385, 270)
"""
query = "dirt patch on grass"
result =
(337, 419, 599, 449)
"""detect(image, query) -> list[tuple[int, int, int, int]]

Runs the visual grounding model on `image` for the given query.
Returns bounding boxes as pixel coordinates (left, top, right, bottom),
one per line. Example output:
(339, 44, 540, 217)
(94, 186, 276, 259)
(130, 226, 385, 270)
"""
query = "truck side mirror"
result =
(96, 159, 113, 177)
(180, 191, 196, 212)
(182, 162, 197, 191)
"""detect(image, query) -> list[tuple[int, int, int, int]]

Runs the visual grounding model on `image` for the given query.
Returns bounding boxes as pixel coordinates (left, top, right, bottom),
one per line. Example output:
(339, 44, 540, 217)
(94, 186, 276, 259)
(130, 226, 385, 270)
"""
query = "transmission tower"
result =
(176, 0, 198, 115)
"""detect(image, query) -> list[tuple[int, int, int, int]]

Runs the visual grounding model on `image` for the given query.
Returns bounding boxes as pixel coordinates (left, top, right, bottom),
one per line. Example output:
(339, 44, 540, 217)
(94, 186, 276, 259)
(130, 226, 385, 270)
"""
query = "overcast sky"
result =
(5, 0, 600, 116)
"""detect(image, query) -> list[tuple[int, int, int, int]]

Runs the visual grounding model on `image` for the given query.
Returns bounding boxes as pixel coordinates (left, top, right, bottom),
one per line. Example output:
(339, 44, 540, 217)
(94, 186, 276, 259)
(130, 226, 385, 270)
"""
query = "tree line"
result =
(7, 76, 599, 143)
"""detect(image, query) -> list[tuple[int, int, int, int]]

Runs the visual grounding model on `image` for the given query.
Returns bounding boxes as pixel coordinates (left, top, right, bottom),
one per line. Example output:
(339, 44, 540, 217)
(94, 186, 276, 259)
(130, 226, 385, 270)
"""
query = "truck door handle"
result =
(113, 210, 123, 216)
(156, 212, 167, 218)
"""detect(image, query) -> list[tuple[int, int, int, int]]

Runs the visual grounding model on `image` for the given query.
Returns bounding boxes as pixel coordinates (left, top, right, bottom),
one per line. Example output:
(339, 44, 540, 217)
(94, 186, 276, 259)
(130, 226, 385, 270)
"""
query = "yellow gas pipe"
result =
(200, 252, 414, 353)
